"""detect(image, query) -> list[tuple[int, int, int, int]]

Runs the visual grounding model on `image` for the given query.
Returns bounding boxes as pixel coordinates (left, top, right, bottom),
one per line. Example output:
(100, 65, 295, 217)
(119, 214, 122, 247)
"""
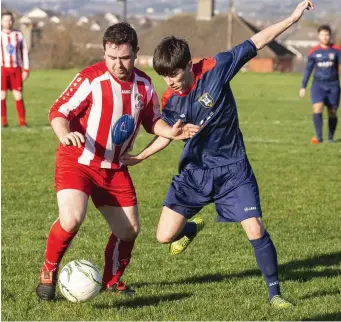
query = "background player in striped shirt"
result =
(1, 12, 29, 128)
(299, 25, 341, 144)
(122, 0, 315, 310)
(36, 22, 198, 301)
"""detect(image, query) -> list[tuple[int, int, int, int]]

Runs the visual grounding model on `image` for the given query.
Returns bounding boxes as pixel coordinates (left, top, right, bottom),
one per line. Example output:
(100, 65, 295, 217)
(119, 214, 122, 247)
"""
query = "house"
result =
(26, 8, 49, 19)
(138, 0, 295, 72)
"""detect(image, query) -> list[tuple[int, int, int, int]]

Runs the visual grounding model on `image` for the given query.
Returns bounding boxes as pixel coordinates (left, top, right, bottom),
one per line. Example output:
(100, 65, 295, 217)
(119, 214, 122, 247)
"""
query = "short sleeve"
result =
(214, 40, 258, 83)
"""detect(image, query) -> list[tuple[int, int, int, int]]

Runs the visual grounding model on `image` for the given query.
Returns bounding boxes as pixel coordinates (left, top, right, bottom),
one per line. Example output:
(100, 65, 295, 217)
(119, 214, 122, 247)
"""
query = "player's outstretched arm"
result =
(51, 117, 85, 148)
(153, 119, 199, 140)
(250, 1, 314, 50)
(120, 136, 172, 166)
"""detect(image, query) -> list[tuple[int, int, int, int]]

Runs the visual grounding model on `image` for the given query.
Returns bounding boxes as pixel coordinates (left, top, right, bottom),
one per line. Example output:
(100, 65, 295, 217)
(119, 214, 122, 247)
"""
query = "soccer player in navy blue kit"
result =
(300, 25, 341, 144)
(122, 0, 315, 309)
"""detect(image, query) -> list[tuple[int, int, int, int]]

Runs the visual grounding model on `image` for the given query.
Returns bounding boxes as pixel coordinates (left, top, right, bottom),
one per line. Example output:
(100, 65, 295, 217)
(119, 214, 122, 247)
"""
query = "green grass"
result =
(2, 69, 341, 321)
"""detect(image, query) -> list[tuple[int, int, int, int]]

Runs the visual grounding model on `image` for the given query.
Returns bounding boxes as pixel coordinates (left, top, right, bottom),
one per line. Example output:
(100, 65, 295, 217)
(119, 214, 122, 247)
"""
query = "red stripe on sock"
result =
(102, 233, 135, 288)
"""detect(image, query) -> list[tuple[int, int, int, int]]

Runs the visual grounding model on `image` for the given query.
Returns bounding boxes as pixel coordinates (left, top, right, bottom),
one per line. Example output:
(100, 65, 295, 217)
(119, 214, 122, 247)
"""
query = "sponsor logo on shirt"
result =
(6, 43, 15, 55)
(122, 89, 131, 94)
(317, 61, 334, 68)
(244, 206, 258, 212)
(198, 92, 214, 108)
(199, 111, 215, 126)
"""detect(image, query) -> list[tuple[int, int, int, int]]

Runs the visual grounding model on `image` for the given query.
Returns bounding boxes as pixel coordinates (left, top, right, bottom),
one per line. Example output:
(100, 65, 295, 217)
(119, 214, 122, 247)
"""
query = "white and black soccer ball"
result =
(58, 260, 102, 302)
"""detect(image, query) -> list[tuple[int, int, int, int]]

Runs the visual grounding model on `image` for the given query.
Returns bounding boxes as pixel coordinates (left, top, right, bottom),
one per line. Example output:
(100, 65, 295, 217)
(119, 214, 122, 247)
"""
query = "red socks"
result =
(102, 233, 135, 288)
(41, 219, 78, 273)
(15, 100, 26, 126)
(41, 223, 134, 285)
(1, 99, 26, 126)
(1, 99, 7, 126)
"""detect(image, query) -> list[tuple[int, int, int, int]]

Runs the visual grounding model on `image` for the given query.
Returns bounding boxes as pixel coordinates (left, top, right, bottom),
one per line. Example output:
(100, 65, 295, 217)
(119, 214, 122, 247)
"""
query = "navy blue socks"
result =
(313, 113, 323, 141)
(250, 231, 280, 300)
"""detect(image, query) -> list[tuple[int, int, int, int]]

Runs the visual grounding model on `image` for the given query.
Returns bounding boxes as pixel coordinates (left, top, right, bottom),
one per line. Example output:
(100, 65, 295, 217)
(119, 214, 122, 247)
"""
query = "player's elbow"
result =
(250, 37, 262, 51)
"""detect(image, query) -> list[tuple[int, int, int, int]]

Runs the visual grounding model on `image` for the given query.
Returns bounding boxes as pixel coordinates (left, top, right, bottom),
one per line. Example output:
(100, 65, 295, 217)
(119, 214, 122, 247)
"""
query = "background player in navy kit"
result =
(299, 25, 341, 144)
(122, 0, 315, 309)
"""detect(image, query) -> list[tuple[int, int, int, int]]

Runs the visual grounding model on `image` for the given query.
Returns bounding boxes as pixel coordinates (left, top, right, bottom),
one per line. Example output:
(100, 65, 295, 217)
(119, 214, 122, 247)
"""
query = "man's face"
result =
(104, 42, 138, 81)
(163, 62, 193, 93)
(318, 30, 331, 46)
(1, 15, 14, 30)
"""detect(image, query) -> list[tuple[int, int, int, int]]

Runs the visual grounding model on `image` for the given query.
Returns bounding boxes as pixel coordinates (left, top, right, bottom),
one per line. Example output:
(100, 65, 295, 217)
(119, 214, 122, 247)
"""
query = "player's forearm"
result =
(138, 136, 172, 160)
(51, 117, 71, 141)
(250, 16, 295, 51)
(301, 61, 314, 88)
(153, 119, 173, 139)
(301, 70, 312, 88)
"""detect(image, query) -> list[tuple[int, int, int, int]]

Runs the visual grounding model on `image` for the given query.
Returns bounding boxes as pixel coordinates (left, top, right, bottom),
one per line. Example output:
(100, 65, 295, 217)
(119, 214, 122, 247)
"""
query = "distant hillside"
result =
(3, 0, 341, 21)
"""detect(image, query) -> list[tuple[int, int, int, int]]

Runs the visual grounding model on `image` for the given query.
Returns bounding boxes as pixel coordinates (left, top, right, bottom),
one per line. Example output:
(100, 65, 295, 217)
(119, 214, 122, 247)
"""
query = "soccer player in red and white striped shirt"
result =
(1, 12, 29, 127)
(36, 22, 198, 301)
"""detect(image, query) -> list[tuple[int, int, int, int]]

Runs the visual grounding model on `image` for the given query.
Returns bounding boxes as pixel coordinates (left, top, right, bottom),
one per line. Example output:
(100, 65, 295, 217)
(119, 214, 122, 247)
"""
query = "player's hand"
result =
(120, 153, 143, 166)
(60, 132, 85, 148)
(290, 1, 314, 23)
(299, 88, 306, 98)
(22, 71, 29, 81)
(171, 119, 199, 140)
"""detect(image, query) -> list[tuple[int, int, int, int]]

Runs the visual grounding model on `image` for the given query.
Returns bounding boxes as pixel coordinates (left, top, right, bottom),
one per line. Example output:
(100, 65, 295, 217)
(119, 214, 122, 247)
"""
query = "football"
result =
(112, 114, 135, 146)
(58, 260, 102, 302)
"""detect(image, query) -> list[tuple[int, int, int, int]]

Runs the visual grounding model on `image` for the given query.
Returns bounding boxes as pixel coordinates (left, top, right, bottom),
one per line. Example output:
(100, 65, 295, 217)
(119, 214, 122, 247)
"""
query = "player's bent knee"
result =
(246, 225, 264, 240)
(59, 211, 85, 233)
(241, 217, 264, 240)
(156, 231, 174, 244)
(117, 225, 139, 241)
(1, 91, 7, 100)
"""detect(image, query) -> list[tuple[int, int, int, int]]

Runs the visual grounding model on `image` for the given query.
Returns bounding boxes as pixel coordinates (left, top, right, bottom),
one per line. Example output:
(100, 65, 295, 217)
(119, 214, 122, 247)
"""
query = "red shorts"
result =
(1, 67, 23, 91)
(55, 158, 137, 208)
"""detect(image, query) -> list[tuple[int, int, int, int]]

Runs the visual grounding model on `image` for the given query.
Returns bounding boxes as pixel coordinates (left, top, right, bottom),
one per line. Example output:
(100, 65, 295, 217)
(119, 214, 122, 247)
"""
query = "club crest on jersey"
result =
(198, 93, 214, 108)
(134, 93, 144, 109)
(6, 44, 15, 55)
(329, 53, 335, 60)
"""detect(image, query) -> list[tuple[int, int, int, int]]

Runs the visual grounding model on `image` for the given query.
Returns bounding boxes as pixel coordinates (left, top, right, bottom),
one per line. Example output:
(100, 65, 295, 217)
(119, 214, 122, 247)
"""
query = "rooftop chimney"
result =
(197, 0, 215, 21)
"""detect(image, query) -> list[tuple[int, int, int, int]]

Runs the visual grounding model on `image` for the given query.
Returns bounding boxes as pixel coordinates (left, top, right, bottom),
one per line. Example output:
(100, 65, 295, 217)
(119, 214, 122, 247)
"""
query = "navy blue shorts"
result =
(163, 159, 262, 222)
(311, 82, 340, 109)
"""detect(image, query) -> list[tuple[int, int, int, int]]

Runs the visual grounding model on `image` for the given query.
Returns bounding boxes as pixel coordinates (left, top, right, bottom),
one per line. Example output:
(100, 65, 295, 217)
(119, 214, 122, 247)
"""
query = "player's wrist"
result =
(138, 151, 148, 160)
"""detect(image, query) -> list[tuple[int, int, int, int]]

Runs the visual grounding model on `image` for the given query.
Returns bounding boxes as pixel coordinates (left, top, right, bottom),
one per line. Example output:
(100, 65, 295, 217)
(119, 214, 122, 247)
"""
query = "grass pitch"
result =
(1, 69, 341, 321)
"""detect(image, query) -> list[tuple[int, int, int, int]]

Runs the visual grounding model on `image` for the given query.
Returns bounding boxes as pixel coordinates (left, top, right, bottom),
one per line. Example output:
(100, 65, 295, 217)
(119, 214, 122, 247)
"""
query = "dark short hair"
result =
(103, 22, 138, 51)
(153, 36, 191, 76)
(318, 24, 331, 34)
(1, 11, 14, 19)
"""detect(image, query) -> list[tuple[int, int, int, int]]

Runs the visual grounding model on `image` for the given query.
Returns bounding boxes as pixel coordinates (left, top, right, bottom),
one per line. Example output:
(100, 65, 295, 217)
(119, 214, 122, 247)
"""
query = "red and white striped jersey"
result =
(1, 30, 29, 71)
(49, 61, 161, 169)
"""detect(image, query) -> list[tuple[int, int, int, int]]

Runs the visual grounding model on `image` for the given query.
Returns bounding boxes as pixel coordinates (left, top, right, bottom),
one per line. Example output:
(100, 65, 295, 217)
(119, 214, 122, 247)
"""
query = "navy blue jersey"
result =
(161, 40, 257, 171)
(302, 44, 341, 88)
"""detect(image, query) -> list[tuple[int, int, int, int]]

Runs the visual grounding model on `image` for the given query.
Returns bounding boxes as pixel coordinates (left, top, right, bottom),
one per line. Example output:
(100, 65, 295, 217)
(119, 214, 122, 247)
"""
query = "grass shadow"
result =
(134, 251, 341, 287)
(93, 292, 192, 309)
(303, 311, 341, 321)
(300, 288, 341, 299)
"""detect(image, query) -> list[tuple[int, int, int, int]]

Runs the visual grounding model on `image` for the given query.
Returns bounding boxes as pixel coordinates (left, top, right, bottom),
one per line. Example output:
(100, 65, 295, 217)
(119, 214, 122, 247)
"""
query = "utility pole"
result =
(117, 0, 127, 22)
(227, 0, 233, 50)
